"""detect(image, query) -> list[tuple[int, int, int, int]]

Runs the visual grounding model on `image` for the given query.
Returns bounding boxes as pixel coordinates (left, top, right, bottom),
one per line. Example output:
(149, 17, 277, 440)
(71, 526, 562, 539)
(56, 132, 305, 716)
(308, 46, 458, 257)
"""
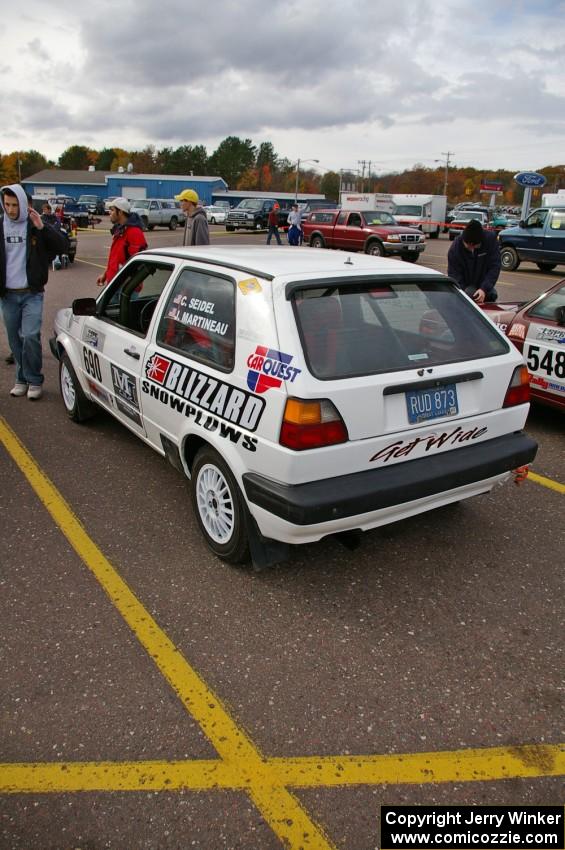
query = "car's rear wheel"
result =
(366, 240, 384, 256)
(310, 234, 325, 249)
(536, 262, 556, 272)
(148, 224, 155, 231)
(169, 216, 178, 231)
(430, 227, 440, 239)
(500, 246, 520, 271)
(190, 447, 249, 564)
(59, 354, 97, 423)
(210, 217, 216, 224)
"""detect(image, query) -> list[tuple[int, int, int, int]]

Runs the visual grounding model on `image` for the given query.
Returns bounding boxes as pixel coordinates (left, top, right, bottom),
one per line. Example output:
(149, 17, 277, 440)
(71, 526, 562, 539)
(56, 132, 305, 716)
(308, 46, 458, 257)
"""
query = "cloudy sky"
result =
(2, 0, 565, 176)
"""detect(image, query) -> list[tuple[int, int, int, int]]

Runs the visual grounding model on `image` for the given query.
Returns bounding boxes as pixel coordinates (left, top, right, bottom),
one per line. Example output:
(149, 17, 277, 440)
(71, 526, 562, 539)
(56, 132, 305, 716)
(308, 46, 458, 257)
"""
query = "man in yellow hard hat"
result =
(175, 189, 210, 246)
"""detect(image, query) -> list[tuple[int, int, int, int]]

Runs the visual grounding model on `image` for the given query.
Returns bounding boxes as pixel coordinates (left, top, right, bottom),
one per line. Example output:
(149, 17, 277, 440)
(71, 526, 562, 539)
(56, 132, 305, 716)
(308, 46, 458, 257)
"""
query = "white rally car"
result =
(51, 246, 537, 567)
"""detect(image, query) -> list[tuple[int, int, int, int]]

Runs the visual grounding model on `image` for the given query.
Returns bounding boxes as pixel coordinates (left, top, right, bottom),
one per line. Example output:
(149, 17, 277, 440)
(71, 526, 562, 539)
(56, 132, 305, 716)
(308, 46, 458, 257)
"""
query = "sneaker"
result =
(10, 383, 28, 397)
(27, 385, 43, 401)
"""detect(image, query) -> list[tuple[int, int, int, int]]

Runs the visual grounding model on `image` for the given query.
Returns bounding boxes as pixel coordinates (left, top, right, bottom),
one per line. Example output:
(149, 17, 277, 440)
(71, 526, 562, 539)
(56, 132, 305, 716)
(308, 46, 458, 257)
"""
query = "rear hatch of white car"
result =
(271, 273, 531, 483)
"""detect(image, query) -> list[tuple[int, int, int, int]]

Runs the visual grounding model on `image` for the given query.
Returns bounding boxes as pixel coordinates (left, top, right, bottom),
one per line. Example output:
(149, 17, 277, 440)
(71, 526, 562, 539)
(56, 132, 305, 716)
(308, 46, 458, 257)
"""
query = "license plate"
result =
(408, 244, 417, 250)
(405, 384, 459, 423)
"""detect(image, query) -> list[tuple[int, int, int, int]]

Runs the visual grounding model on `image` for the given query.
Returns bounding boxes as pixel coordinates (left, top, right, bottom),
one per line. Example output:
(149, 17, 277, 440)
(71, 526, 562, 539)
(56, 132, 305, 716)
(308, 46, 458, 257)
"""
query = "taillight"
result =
(503, 365, 530, 407)
(280, 398, 348, 450)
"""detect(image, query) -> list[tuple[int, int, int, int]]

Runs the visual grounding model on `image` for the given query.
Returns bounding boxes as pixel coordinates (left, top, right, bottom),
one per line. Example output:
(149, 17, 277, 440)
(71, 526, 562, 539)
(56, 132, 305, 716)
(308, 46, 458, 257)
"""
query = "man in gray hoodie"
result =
(175, 189, 210, 246)
(0, 184, 67, 399)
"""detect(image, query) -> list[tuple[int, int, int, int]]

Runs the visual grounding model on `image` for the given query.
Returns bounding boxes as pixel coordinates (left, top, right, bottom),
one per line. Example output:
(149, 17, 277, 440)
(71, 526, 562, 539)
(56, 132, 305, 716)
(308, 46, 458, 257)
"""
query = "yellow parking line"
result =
(528, 471, 565, 495)
(1, 743, 563, 794)
(0, 417, 335, 850)
(74, 258, 106, 269)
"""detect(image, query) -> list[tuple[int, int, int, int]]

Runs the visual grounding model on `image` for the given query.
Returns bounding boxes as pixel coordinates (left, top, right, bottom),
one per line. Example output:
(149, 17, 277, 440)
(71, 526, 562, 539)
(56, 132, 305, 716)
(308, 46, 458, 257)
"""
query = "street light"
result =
(295, 158, 319, 202)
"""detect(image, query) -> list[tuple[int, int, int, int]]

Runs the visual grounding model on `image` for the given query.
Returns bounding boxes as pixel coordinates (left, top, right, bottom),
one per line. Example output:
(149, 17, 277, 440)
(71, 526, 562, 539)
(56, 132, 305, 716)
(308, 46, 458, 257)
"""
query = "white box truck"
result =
(340, 192, 395, 214)
(392, 194, 447, 238)
(541, 190, 565, 207)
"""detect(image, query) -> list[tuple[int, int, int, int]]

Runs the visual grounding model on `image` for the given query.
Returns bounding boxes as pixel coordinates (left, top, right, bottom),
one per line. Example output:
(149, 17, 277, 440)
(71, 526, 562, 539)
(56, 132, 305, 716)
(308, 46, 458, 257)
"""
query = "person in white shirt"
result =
(287, 204, 302, 246)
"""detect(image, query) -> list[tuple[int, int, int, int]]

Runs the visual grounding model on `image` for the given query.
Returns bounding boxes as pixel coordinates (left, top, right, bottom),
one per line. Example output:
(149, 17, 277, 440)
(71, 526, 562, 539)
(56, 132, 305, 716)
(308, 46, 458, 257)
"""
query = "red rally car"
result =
(483, 279, 565, 412)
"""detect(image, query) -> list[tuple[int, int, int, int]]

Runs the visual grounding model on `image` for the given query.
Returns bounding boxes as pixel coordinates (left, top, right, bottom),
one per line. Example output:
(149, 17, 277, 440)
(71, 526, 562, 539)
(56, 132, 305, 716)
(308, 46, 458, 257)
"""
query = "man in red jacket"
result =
(96, 197, 147, 286)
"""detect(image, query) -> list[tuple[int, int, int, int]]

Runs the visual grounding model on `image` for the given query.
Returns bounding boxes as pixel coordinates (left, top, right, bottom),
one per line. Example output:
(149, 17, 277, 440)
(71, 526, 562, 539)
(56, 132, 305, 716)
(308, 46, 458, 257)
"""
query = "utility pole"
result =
(440, 151, 454, 198)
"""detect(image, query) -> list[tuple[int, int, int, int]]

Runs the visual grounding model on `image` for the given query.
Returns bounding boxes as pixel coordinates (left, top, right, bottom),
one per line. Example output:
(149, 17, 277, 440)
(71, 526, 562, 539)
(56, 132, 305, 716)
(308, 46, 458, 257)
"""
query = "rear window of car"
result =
(310, 212, 336, 223)
(527, 283, 565, 320)
(292, 279, 509, 379)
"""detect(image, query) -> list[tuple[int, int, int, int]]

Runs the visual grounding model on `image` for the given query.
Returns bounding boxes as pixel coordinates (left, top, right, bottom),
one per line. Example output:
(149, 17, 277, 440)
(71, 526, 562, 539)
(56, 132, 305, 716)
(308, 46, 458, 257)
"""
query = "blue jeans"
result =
(1, 290, 44, 386)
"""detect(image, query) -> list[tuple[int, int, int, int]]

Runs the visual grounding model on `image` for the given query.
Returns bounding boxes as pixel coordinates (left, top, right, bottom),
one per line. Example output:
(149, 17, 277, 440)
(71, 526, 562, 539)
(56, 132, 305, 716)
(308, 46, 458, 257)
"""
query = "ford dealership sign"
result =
(514, 171, 547, 187)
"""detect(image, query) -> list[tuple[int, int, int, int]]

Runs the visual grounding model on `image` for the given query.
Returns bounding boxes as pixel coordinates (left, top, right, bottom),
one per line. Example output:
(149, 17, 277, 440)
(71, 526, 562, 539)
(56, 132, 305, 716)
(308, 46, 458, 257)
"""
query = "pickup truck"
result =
(78, 194, 105, 215)
(302, 209, 426, 260)
(130, 199, 186, 231)
(499, 206, 565, 272)
(225, 199, 289, 231)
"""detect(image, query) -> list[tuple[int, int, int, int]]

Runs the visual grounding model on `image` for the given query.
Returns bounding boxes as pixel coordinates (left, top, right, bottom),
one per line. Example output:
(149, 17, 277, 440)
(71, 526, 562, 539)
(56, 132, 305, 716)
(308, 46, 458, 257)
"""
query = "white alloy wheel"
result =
(60, 360, 76, 412)
(196, 463, 235, 544)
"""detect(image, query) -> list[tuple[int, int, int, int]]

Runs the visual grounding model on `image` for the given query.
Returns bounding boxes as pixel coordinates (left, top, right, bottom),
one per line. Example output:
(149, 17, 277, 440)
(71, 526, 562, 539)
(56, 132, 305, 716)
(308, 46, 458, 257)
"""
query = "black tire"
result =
(210, 217, 216, 224)
(255, 221, 263, 231)
(500, 246, 520, 271)
(148, 224, 155, 231)
(430, 227, 440, 239)
(536, 262, 556, 272)
(226, 225, 235, 232)
(448, 233, 455, 241)
(310, 234, 325, 249)
(59, 353, 97, 423)
(190, 447, 249, 564)
(366, 240, 384, 256)
(141, 216, 149, 232)
(168, 216, 178, 231)
(401, 252, 419, 263)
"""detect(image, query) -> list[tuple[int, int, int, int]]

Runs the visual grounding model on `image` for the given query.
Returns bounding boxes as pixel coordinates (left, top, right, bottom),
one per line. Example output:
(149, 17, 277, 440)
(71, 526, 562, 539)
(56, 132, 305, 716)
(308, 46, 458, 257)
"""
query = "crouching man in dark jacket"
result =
(0, 184, 67, 400)
(447, 219, 500, 304)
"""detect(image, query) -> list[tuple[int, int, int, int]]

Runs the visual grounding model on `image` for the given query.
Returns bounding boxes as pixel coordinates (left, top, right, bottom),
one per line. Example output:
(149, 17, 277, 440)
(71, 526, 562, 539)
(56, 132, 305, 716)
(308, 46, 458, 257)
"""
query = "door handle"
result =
(124, 348, 140, 360)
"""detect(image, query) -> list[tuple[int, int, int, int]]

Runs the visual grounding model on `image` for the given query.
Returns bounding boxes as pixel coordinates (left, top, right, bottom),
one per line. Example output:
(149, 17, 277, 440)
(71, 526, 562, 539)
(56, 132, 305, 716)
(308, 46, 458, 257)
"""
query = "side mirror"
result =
(555, 305, 565, 327)
(519, 220, 526, 227)
(72, 297, 97, 316)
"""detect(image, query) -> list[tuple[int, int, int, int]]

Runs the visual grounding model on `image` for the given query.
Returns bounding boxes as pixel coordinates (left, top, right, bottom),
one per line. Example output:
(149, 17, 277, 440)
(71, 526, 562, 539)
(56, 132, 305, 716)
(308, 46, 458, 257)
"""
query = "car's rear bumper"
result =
(242, 431, 537, 528)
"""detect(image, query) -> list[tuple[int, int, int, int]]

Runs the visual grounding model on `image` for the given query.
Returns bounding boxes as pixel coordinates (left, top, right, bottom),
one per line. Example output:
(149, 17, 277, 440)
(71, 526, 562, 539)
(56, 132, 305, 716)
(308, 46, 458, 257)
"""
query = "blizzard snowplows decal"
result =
(246, 346, 301, 393)
(143, 353, 265, 431)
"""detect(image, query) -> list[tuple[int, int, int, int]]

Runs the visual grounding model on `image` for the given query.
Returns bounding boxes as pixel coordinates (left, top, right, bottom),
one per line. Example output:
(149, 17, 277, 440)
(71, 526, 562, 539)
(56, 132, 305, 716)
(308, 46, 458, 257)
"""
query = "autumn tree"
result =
(1, 150, 48, 182)
(208, 136, 256, 187)
(96, 148, 117, 170)
(58, 145, 93, 170)
(320, 171, 340, 202)
(160, 145, 209, 175)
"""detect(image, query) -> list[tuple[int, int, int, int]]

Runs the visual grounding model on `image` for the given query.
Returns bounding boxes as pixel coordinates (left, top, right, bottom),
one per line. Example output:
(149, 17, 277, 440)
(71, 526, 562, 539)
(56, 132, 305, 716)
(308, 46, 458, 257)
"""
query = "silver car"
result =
(204, 204, 228, 224)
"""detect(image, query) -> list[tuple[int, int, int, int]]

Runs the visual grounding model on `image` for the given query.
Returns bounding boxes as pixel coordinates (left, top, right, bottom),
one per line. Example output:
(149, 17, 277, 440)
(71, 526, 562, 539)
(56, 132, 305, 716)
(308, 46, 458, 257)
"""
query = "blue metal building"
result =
(23, 170, 227, 205)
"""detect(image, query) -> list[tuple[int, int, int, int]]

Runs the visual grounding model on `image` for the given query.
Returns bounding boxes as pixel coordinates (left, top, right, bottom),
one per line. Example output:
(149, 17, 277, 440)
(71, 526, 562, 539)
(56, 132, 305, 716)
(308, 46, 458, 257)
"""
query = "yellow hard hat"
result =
(175, 189, 199, 203)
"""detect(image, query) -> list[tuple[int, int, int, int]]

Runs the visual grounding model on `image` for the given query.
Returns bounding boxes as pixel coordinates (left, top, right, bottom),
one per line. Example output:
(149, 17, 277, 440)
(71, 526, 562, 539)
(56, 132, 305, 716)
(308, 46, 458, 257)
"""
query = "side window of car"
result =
(348, 213, 362, 228)
(527, 210, 547, 228)
(156, 268, 236, 372)
(150, 201, 158, 210)
(549, 210, 565, 230)
(99, 261, 175, 336)
(337, 211, 348, 225)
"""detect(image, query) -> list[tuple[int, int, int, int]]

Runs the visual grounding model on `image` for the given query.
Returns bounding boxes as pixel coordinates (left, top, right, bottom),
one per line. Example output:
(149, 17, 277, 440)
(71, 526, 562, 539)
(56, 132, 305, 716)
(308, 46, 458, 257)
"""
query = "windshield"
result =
(237, 200, 263, 210)
(79, 196, 97, 202)
(293, 280, 508, 379)
(132, 200, 150, 209)
(394, 205, 422, 216)
(363, 212, 396, 226)
(528, 283, 565, 320)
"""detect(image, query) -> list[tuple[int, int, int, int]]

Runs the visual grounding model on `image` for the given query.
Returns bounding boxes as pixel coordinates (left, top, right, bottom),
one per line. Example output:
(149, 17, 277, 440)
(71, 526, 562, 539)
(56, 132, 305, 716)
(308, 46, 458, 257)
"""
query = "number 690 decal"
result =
(83, 346, 102, 381)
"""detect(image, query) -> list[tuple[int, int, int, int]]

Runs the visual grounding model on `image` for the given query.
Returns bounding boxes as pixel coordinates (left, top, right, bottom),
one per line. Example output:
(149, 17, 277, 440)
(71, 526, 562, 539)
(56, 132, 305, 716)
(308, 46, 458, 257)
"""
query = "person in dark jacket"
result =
(175, 189, 210, 246)
(447, 219, 500, 303)
(266, 203, 282, 245)
(96, 197, 147, 286)
(1, 184, 67, 399)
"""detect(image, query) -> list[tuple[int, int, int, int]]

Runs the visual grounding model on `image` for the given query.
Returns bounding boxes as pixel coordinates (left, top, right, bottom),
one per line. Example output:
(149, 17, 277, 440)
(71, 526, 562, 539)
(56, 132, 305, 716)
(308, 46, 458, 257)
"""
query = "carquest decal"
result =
(144, 353, 265, 432)
(246, 346, 301, 394)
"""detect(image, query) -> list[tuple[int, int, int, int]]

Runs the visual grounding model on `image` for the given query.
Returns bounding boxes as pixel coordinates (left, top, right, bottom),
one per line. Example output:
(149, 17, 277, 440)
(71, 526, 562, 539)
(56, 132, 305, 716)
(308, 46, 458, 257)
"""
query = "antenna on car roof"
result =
(344, 256, 353, 265)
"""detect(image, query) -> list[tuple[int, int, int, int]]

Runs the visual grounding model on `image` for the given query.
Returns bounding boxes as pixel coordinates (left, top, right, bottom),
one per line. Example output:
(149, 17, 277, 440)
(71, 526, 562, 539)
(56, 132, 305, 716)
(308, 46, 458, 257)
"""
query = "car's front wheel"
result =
(190, 447, 249, 564)
(500, 246, 520, 271)
(366, 240, 384, 256)
(169, 216, 178, 231)
(210, 216, 216, 224)
(536, 262, 556, 272)
(59, 354, 97, 423)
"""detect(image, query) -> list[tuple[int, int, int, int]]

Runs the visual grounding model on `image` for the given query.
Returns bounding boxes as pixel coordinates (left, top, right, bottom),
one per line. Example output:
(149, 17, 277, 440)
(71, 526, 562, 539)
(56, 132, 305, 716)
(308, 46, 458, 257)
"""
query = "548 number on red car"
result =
(526, 344, 565, 378)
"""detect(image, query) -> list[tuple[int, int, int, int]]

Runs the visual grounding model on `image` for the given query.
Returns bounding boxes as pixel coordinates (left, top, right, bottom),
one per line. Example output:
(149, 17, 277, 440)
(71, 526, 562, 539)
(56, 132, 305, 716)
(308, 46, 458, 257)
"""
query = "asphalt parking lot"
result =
(1, 222, 563, 850)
